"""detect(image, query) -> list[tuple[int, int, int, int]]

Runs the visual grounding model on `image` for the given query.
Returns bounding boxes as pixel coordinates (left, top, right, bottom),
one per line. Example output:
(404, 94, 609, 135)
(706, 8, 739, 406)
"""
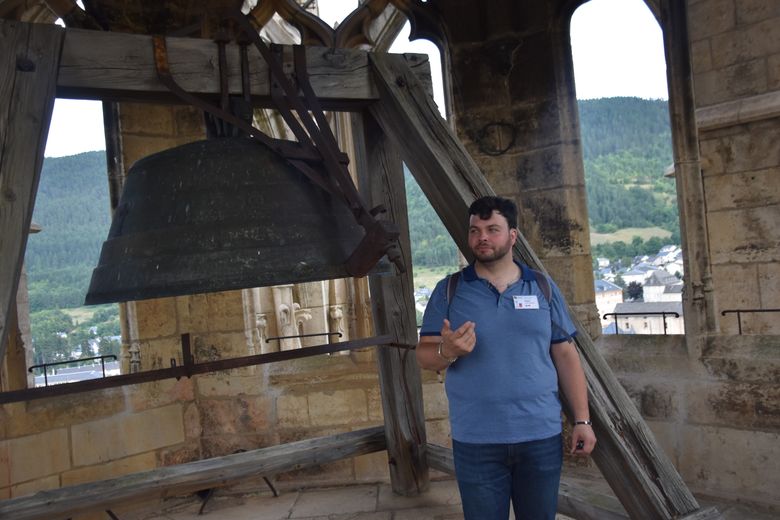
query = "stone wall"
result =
(0, 354, 395, 516)
(598, 334, 780, 509)
(689, 0, 780, 333)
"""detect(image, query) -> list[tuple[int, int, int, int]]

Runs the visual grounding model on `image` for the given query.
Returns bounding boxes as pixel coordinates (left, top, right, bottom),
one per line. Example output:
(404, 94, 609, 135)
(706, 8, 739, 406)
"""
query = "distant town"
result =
(594, 244, 684, 335)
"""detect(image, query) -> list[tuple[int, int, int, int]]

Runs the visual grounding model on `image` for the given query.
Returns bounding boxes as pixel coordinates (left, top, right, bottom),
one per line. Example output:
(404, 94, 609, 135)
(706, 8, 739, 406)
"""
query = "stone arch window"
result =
(570, 0, 683, 335)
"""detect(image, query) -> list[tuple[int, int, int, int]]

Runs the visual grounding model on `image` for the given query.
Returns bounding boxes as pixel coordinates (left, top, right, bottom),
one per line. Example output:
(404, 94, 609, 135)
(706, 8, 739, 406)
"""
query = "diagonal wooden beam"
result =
(0, 20, 64, 367)
(366, 52, 718, 520)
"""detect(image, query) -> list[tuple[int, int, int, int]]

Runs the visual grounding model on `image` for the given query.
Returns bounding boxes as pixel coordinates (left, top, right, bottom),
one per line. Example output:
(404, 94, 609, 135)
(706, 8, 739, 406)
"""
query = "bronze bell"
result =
(84, 138, 388, 305)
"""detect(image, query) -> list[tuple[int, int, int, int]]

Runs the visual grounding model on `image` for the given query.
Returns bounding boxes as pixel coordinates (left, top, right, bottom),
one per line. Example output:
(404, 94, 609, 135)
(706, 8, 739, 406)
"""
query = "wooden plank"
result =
(367, 52, 716, 519)
(49, 20, 432, 108)
(352, 111, 429, 496)
(0, 20, 63, 366)
(426, 444, 629, 520)
(425, 443, 454, 475)
(0, 426, 386, 520)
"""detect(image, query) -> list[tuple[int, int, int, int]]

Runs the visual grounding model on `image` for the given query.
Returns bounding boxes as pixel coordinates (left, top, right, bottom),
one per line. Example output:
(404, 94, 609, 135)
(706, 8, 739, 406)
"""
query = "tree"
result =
(626, 281, 644, 302)
(30, 309, 74, 364)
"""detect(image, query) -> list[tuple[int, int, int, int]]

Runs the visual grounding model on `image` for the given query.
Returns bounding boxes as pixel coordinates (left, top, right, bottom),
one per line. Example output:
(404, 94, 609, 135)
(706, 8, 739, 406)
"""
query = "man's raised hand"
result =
(440, 319, 477, 358)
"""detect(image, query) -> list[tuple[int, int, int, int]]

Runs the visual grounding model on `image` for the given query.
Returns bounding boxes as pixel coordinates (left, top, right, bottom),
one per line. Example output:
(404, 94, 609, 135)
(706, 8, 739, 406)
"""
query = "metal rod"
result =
(602, 312, 681, 335)
(265, 331, 342, 343)
(29, 355, 119, 386)
(28, 354, 118, 373)
(721, 308, 780, 335)
(0, 335, 391, 404)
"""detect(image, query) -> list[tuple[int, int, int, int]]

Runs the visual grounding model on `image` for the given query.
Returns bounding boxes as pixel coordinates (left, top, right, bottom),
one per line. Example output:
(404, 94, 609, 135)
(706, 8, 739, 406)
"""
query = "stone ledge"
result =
(697, 91, 780, 131)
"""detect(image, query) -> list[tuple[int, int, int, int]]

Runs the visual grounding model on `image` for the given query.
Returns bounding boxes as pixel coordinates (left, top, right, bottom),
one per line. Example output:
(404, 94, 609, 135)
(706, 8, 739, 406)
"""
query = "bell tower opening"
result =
(570, 0, 683, 335)
(23, 98, 121, 388)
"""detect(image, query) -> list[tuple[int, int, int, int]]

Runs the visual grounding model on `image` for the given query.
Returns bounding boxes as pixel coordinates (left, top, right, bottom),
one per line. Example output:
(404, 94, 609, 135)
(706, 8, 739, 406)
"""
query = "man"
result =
(416, 196, 596, 520)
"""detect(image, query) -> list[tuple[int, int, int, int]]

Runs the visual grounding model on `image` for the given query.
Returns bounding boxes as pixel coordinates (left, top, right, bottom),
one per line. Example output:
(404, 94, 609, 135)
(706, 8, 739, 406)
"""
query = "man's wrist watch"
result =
(574, 419, 592, 426)
(437, 341, 457, 364)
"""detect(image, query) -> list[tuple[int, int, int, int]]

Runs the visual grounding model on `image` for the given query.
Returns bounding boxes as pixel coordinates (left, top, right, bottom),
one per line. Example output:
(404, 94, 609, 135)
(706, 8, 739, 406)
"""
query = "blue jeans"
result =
(452, 434, 562, 520)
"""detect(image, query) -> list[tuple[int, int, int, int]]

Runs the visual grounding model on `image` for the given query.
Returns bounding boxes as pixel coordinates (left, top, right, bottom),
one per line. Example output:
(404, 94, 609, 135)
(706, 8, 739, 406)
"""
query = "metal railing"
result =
(602, 312, 681, 335)
(721, 308, 780, 335)
(28, 355, 118, 387)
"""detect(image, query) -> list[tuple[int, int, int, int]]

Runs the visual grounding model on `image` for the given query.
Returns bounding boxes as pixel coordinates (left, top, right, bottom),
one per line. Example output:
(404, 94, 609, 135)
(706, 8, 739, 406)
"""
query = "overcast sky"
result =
(44, 0, 666, 158)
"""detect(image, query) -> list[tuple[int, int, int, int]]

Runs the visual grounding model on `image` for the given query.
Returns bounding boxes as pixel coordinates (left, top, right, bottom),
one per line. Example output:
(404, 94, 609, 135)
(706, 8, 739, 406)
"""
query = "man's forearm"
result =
(552, 341, 590, 420)
(416, 337, 454, 371)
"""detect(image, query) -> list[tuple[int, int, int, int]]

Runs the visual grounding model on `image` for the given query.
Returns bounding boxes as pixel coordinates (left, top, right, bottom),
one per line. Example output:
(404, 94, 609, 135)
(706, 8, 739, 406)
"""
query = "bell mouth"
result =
(85, 138, 389, 305)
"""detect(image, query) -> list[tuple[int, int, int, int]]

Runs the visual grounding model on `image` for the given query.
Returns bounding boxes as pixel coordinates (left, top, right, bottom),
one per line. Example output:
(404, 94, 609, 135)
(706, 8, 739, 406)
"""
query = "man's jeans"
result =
(452, 434, 562, 520)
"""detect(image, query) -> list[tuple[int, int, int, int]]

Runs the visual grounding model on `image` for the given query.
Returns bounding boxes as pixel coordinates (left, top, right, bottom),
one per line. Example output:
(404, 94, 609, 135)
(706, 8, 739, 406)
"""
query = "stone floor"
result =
(133, 478, 777, 520)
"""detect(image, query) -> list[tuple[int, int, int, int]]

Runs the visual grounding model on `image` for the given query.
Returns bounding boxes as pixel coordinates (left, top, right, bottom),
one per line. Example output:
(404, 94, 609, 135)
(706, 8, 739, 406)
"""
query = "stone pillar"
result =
(327, 279, 351, 348)
(436, 0, 600, 337)
(295, 282, 328, 347)
(271, 285, 300, 350)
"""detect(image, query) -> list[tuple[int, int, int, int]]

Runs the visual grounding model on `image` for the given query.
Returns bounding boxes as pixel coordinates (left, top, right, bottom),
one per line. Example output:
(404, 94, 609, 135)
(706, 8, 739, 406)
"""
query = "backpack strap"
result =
(445, 270, 461, 319)
(530, 268, 551, 303)
(530, 268, 572, 342)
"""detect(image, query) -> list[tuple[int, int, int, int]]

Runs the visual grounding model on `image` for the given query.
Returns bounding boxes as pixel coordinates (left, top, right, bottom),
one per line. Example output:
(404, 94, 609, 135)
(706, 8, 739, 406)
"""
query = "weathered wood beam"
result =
(0, 426, 386, 520)
(49, 19, 431, 108)
(0, 20, 63, 367)
(367, 52, 717, 519)
(353, 111, 429, 495)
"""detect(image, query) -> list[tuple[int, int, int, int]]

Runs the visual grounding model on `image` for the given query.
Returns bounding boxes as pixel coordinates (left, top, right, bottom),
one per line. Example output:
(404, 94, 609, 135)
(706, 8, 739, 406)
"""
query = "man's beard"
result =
(471, 240, 512, 264)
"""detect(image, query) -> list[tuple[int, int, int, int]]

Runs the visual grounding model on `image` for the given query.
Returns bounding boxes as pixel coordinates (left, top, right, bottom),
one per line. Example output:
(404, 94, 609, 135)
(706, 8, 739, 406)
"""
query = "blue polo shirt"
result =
(420, 262, 577, 443)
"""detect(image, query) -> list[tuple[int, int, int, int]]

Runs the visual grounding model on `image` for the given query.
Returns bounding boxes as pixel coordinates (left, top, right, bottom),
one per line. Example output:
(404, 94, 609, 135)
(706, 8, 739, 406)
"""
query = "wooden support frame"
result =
(0, 21, 64, 367)
(353, 111, 429, 495)
(0, 17, 432, 507)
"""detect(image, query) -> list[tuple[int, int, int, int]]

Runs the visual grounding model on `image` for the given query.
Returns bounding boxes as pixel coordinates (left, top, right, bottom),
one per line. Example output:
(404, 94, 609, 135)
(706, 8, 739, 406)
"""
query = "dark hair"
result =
(468, 196, 518, 229)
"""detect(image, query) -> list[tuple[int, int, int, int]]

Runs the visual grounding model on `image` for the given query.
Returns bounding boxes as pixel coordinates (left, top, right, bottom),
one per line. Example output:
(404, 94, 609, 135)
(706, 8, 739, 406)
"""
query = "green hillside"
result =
(578, 97, 678, 234)
(25, 152, 112, 311)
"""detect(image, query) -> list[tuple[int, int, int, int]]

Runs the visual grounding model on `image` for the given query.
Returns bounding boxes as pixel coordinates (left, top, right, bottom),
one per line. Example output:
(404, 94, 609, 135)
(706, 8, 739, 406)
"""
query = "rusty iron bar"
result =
(0, 334, 392, 404)
(602, 311, 681, 335)
(228, 10, 403, 276)
(721, 308, 780, 335)
(151, 35, 320, 163)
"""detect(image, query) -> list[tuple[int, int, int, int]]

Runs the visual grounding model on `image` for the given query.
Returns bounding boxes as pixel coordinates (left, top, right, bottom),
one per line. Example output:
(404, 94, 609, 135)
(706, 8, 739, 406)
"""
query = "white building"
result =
(609, 302, 684, 335)
(643, 270, 682, 302)
(595, 279, 623, 320)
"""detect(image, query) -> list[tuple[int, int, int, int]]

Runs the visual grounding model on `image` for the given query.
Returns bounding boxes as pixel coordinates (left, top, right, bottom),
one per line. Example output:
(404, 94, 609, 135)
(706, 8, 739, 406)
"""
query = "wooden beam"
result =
(367, 52, 718, 519)
(0, 426, 386, 520)
(0, 20, 63, 366)
(48, 19, 432, 108)
(353, 111, 429, 496)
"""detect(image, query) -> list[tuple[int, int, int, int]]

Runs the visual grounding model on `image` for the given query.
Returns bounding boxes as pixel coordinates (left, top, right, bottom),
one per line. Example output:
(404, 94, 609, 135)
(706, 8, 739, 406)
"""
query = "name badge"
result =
(513, 295, 539, 309)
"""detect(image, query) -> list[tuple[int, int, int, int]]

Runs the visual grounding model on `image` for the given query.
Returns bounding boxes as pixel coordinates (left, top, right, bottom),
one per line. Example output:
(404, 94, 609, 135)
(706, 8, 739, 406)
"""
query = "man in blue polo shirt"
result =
(417, 196, 596, 520)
